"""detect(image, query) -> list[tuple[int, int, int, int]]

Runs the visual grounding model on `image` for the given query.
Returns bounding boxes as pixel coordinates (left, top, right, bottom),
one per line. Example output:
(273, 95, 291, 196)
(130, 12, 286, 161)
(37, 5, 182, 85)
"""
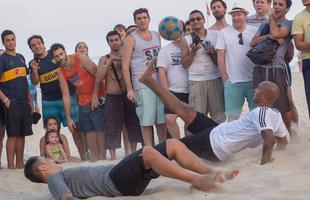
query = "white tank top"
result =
(130, 31, 161, 90)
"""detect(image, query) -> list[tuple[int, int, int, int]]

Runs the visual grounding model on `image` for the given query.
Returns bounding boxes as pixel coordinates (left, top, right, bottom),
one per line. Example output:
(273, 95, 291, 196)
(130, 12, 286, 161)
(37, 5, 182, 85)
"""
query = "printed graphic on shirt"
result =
(67, 73, 82, 86)
(0, 67, 27, 82)
(40, 67, 60, 84)
(144, 46, 160, 72)
(171, 52, 181, 66)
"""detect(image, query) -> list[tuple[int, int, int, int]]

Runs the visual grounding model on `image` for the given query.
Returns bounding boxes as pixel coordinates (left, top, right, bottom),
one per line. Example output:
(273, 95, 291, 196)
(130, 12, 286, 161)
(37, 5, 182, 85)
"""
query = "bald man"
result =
(139, 62, 289, 164)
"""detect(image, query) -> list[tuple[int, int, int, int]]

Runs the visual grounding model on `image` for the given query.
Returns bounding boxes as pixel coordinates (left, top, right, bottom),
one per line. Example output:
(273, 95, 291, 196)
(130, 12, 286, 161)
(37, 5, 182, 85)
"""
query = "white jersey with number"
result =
(157, 42, 189, 93)
(210, 107, 288, 161)
(130, 31, 161, 90)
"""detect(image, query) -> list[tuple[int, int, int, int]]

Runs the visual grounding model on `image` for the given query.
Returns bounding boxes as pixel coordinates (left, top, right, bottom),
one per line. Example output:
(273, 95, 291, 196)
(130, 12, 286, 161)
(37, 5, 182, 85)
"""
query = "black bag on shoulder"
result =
(246, 23, 280, 65)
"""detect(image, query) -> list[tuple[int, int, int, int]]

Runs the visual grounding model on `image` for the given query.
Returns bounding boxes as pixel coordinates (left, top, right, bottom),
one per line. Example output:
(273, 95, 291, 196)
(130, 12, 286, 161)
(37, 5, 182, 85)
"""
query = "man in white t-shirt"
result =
(181, 10, 225, 123)
(158, 23, 189, 139)
(139, 66, 288, 165)
(216, 5, 257, 121)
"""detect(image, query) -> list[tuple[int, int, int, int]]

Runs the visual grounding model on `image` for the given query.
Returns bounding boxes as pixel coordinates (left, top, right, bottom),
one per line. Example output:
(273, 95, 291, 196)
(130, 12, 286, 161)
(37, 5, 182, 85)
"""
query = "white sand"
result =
(1, 72, 310, 200)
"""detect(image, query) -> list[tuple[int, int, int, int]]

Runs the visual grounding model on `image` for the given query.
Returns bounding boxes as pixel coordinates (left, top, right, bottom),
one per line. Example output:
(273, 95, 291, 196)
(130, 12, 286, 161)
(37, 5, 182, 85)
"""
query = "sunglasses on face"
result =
(238, 33, 244, 45)
(190, 17, 202, 23)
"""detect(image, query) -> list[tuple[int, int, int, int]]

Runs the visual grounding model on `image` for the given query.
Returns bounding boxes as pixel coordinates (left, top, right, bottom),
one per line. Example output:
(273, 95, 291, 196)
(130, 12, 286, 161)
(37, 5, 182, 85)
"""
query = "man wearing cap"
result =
(216, 4, 257, 121)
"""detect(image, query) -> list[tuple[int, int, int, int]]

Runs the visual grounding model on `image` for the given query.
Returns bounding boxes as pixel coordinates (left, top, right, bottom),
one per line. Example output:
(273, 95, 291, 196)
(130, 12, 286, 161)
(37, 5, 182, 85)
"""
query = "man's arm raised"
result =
(122, 35, 135, 103)
(261, 129, 276, 165)
(78, 54, 97, 76)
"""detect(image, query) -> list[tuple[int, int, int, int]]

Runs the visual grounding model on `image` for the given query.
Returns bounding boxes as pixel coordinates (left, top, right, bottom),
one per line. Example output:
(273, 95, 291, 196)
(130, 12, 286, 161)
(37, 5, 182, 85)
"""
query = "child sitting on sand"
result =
(39, 116, 81, 162)
(45, 130, 68, 163)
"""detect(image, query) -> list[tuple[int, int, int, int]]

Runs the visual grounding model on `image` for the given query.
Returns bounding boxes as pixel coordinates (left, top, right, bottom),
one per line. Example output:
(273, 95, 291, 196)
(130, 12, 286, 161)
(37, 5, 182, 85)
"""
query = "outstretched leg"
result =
(139, 65, 196, 125)
(143, 140, 239, 191)
(142, 146, 222, 191)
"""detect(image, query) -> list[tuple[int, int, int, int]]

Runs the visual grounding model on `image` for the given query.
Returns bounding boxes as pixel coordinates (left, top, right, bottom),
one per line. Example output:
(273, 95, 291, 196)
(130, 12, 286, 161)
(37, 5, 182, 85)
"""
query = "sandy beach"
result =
(0, 72, 309, 200)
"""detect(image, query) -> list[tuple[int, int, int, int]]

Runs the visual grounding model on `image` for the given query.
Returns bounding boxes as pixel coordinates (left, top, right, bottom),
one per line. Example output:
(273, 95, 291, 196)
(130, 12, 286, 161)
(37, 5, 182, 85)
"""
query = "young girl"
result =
(45, 130, 68, 163)
(39, 116, 81, 162)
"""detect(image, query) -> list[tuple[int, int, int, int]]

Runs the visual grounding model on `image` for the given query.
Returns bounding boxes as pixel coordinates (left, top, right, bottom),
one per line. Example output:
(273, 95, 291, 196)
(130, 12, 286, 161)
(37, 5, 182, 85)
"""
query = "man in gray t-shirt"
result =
(24, 140, 238, 199)
(250, 0, 293, 133)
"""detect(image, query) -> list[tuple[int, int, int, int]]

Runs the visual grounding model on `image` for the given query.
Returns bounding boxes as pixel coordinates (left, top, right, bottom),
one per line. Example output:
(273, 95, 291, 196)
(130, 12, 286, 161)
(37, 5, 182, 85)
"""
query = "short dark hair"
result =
(74, 41, 88, 53)
(50, 43, 65, 54)
(24, 156, 44, 183)
(185, 20, 191, 26)
(106, 31, 121, 42)
(133, 8, 150, 21)
(189, 10, 205, 19)
(281, 0, 292, 8)
(113, 24, 126, 32)
(27, 35, 44, 49)
(210, 0, 227, 9)
(126, 25, 137, 32)
(1, 30, 15, 43)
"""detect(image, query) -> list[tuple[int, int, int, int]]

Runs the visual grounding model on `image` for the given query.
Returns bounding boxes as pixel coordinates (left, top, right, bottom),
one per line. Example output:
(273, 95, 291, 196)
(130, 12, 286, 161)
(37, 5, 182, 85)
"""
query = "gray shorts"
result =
(189, 78, 226, 123)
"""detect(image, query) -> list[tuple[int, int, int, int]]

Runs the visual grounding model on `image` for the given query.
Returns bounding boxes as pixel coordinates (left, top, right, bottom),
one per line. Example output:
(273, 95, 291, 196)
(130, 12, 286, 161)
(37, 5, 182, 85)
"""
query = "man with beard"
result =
(92, 31, 142, 159)
(250, 0, 294, 136)
(181, 10, 225, 123)
(209, 0, 229, 31)
(50, 43, 106, 162)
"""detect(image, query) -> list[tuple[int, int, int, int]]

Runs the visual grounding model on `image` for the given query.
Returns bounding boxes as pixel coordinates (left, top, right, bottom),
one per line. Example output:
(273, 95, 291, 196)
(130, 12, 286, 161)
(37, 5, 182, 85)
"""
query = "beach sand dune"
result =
(0, 72, 309, 200)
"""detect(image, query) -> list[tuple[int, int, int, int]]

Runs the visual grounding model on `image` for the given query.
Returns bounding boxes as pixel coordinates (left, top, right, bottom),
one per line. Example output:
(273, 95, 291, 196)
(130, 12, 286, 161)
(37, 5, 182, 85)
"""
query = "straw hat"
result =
(228, 3, 249, 15)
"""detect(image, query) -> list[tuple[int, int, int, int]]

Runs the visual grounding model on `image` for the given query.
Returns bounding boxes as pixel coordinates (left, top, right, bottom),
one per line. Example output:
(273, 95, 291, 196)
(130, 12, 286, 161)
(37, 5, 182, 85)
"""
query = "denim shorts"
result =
(79, 103, 105, 132)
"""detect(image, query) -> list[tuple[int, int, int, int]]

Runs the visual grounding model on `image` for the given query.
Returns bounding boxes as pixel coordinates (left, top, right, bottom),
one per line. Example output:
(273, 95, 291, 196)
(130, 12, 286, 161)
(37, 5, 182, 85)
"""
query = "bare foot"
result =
(138, 62, 154, 84)
(192, 173, 224, 192)
(221, 168, 239, 181)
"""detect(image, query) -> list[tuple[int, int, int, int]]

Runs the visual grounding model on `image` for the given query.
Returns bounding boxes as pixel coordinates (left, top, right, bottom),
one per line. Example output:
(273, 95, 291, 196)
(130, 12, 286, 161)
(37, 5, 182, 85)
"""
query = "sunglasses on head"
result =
(190, 17, 202, 23)
(238, 33, 243, 45)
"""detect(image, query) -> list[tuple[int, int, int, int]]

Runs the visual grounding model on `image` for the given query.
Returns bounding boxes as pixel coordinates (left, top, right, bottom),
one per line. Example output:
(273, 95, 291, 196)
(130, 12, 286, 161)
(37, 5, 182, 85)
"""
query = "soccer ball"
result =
(158, 16, 183, 41)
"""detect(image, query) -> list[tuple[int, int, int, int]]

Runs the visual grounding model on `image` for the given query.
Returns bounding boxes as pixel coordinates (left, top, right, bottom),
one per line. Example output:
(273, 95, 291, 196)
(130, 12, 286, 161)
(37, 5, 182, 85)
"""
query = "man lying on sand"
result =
(24, 139, 238, 199)
(139, 60, 289, 165)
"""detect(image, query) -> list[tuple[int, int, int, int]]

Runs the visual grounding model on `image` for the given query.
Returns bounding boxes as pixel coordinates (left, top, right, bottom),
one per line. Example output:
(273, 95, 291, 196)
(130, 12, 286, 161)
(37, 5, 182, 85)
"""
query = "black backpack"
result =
(246, 23, 280, 65)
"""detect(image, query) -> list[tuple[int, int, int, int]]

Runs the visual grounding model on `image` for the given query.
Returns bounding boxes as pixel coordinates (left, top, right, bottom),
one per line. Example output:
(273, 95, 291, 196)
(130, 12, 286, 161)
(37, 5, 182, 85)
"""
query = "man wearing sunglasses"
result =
(181, 10, 225, 123)
(216, 4, 257, 121)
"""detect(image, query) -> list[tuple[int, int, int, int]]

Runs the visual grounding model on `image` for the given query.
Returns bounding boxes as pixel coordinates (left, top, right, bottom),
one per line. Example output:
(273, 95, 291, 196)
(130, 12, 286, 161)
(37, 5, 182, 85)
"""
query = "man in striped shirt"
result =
(140, 65, 289, 164)
(247, 0, 271, 28)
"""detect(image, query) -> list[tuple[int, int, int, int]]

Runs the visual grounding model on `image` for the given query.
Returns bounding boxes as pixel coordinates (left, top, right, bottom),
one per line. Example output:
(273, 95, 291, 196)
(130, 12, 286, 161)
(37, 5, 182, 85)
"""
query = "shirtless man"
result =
(92, 31, 141, 159)
(209, 0, 229, 31)
(140, 62, 288, 164)
(50, 43, 106, 162)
